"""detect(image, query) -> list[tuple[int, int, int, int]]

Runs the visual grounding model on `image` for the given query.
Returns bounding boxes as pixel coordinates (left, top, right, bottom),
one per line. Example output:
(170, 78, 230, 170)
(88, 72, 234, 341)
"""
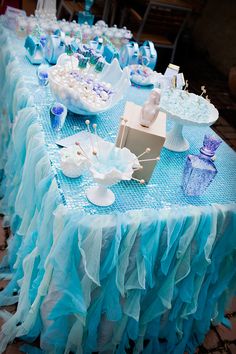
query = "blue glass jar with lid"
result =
(182, 134, 222, 196)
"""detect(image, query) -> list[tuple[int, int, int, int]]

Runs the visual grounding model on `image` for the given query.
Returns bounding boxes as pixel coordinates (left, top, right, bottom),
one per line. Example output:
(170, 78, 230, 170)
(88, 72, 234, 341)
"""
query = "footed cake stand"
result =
(160, 89, 219, 152)
(87, 139, 139, 207)
(87, 185, 115, 207)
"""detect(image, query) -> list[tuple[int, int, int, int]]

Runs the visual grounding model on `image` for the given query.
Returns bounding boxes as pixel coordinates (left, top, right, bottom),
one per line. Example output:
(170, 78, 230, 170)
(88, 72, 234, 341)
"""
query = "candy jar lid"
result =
(95, 20, 106, 28)
(200, 135, 222, 157)
(71, 20, 77, 30)
(105, 27, 113, 37)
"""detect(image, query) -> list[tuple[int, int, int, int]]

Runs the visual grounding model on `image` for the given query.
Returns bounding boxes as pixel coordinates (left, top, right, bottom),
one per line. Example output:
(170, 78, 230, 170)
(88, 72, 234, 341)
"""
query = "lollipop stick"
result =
(131, 177, 145, 184)
(132, 165, 143, 171)
(71, 56, 74, 71)
(75, 141, 90, 160)
(85, 120, 97, 156)
(77, 150, 90, 161)
(119, 117, 128, 148)
(137, 148, 151, 159)
(138, 157, 160, 163)
(93, 123, 100, 155)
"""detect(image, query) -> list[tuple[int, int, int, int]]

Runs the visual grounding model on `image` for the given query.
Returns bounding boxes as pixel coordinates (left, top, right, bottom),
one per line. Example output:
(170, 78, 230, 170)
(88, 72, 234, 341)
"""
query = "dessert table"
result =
(0, 23, 236, 354)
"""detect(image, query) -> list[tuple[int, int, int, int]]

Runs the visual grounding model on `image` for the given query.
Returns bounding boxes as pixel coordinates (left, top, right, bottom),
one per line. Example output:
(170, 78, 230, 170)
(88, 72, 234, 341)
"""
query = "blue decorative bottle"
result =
(78, 0, 94, 25)
(182, 135, 222, 196)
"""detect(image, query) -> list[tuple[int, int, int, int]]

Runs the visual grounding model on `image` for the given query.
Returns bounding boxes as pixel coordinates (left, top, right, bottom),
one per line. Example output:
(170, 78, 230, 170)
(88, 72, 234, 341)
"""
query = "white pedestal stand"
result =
(164, 122, 189, 152)
(87, 185, 115, 206)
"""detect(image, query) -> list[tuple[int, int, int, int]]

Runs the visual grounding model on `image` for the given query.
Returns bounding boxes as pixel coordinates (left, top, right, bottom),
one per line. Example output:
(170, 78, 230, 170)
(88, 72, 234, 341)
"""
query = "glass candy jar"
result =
(182, 135, 222, 196)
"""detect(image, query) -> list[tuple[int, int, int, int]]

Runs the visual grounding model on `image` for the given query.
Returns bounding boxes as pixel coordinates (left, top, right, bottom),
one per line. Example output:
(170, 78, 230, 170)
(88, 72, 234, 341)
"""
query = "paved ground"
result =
(0, 218, 236, 353)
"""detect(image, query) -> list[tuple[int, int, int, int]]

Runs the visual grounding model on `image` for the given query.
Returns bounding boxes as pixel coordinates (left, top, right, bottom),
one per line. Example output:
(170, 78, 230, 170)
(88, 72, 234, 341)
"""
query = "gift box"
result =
(116, 101, 166, 182)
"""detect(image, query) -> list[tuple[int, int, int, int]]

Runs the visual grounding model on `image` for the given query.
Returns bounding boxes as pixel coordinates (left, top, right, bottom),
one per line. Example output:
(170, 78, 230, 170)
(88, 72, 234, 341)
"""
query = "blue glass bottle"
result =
(182, 135, 222, 196)
(78, 1, 94, 26)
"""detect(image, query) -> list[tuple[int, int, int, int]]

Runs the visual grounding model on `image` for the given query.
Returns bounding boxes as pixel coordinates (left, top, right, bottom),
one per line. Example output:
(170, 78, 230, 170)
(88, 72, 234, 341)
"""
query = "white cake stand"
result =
(160, 90, 219, 152)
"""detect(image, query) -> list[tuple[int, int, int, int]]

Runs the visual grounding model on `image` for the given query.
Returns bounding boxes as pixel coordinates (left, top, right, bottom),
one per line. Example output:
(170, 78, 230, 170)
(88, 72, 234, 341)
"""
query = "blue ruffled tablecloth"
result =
(0, 23, 236, 354)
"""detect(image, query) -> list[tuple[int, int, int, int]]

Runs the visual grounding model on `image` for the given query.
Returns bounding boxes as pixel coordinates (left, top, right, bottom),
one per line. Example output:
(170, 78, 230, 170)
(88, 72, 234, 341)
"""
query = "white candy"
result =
(100, 91, 108, 100)
(87, 83, 93, 91)
(60, 91, 66, 100)
(104, 82, 111, 90)
(71, 91, 78, 100)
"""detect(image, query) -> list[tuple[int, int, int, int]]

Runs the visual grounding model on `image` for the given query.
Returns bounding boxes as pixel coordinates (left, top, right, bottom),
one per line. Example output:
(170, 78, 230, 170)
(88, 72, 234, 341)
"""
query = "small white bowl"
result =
(60, 146, 89, 178)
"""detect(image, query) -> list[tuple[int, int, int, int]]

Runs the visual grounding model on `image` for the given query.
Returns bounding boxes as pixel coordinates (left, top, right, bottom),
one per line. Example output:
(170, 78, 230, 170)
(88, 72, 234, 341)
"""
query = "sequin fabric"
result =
(8, 31, 236, 214)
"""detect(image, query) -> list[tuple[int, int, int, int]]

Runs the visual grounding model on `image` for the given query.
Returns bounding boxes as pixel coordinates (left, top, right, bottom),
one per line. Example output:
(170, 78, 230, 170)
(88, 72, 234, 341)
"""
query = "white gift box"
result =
(116, 101, 166, 182)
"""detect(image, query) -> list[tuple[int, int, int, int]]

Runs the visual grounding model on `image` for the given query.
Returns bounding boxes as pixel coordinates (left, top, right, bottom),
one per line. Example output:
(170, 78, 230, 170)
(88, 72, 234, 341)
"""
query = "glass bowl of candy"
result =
(48, 57, 130, 115)
(129, 64, 159, 86)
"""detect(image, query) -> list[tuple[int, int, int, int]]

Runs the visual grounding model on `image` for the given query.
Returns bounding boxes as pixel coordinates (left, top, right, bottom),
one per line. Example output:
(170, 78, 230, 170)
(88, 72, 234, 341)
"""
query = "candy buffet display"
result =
(182, 135, 222, 196)
(160, 87, 219, 152)
(12, 12, 132, 48)
(48, 57, 130, 115)
(17, 15, 133, 65)
(1, 6, 222, 192)
(2, 19, 236, 354)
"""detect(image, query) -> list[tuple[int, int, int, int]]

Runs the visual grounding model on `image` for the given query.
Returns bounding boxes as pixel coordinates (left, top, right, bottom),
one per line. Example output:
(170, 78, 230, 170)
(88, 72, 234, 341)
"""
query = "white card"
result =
(56, 131, 90, 147)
